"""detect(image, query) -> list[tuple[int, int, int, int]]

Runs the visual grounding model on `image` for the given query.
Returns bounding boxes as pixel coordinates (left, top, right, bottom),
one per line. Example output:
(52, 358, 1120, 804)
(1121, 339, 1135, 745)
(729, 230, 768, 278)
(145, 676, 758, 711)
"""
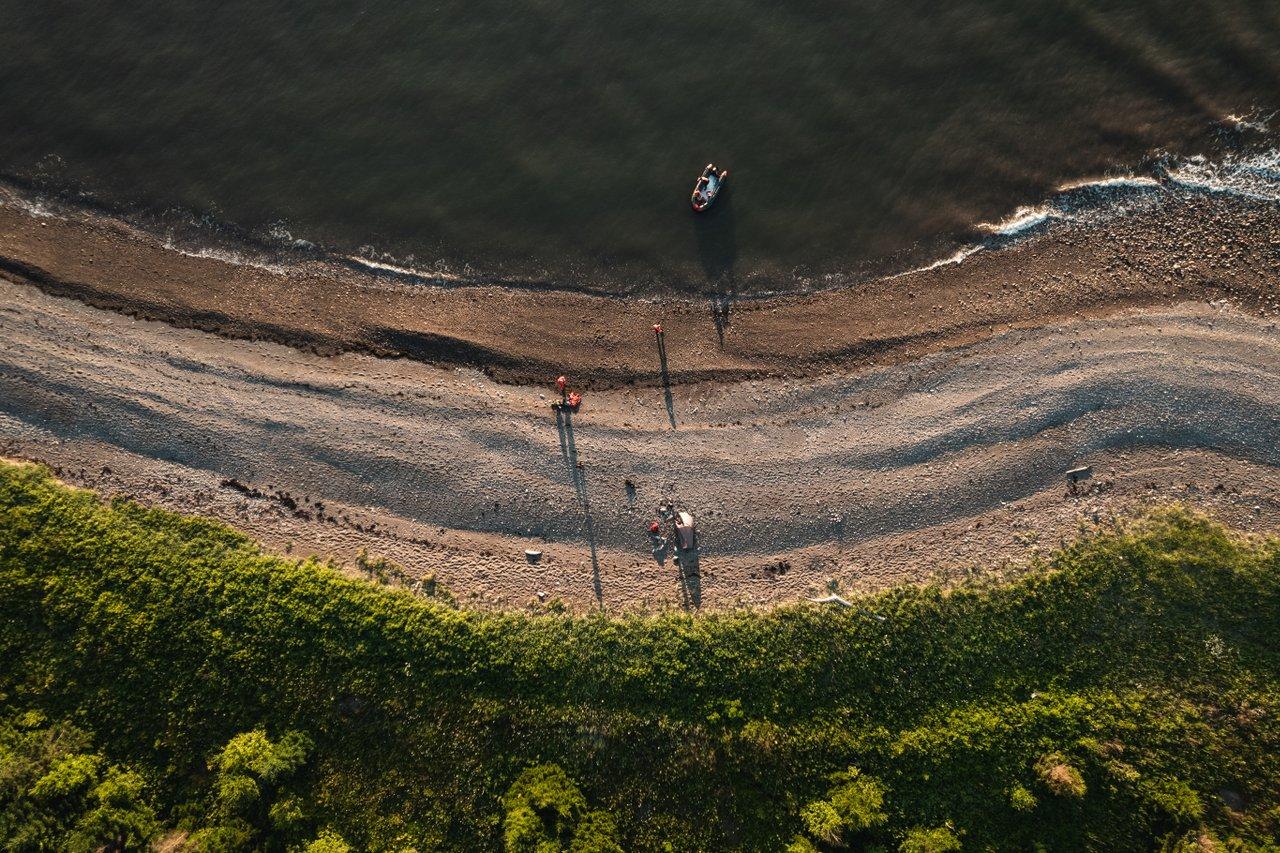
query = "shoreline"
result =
(3, 156, 1280, 611)
(3, 146, 1273, 304)
(0, 152, 1251, 303)
(4, 163, 1280, 391)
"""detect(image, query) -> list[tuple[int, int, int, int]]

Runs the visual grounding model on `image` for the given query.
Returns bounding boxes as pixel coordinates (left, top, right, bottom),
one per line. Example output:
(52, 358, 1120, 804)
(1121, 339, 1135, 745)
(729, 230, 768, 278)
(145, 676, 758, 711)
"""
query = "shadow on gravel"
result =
(677, 547, 701, 609)
(373, 326, 530, 375)
(655, 333, 677, 430)
(554, 407, 602, 607)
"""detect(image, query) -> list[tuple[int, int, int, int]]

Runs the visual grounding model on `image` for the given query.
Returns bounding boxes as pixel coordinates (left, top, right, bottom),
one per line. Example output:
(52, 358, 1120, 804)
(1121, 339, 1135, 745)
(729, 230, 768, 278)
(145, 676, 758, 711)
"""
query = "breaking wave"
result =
(1165, 149, 1280, 202)
(884, 149, 1280, 283)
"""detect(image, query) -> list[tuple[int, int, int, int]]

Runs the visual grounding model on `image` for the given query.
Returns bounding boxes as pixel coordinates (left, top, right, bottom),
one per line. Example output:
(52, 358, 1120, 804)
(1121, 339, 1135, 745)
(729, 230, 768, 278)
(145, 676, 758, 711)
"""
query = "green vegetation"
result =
(192, 729, 314, 849)
(795, 767, 886, 849)
(0, 711, 158, 850)
(0, 460, 1278, 850)
(500, 765, 621, 853)
(899, 825, 961, 853)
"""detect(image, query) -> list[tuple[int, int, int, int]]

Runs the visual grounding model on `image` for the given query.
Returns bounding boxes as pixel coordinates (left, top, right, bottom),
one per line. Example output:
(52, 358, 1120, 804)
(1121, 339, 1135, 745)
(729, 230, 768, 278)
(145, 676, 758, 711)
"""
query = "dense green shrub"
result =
(189, 729, 313, 848)
(0, 712, 158, 851)
(1, 461, 1278, 850)
(898, 825, 961, 853)
(302, 829, 352, 853)
(798, 767, 888, 847)
(499, 764, 621, 853)
(1006, 784, 1036, 813)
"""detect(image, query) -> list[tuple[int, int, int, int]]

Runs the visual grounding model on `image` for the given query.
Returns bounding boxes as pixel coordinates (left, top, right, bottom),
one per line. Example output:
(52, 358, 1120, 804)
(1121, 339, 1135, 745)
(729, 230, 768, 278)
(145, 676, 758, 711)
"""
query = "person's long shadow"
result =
(694, 185, 738, 348)
(555, 407, 602, 606)
(655, 333, 677, 430)
(677, 546, 702, 609)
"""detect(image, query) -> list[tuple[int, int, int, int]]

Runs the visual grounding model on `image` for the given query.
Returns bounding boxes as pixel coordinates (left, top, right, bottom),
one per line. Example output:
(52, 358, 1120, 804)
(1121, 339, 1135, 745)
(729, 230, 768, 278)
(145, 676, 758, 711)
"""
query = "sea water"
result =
(1, 0, 1277, 292)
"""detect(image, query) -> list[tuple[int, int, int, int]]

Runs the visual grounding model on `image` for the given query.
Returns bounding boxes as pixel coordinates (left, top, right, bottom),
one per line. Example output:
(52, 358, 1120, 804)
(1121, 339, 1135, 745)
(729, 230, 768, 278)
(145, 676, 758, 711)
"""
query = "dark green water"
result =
(2, 0, 1278, 291)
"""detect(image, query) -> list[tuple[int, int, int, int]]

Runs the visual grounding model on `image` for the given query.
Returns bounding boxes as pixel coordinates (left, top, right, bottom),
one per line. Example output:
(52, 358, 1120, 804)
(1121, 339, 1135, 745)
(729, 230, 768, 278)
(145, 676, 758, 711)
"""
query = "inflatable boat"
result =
(690, 163, 728, 212)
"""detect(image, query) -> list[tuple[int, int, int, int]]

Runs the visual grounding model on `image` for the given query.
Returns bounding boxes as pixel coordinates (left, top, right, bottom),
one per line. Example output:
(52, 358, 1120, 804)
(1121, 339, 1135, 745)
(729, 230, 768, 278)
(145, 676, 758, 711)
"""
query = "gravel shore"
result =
(4, 270, 1280, 610)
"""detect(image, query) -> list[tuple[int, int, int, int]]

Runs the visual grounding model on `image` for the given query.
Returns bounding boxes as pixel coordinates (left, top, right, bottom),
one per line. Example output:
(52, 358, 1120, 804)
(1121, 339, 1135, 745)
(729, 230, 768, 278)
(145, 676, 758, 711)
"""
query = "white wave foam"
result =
(0, 194, 61, 220)
(161, 238, 290, 275)
(1220, 112, 1271, 134)
(1166, 149, 1280, 203)
(979, 173, 1164, 240)
(887, 171, 1169, 284)
(344, 254, 460, 281)
(885, 246, 983, 281)
(980, 206, 1063, 237)
(1054, 175, 1160, 193)
(266, 223, 316, 250)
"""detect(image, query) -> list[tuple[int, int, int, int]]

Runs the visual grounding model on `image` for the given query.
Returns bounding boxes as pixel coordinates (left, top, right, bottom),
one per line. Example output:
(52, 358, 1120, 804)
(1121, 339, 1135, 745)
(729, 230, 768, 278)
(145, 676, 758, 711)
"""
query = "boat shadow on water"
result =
(693, 186, 737, 347)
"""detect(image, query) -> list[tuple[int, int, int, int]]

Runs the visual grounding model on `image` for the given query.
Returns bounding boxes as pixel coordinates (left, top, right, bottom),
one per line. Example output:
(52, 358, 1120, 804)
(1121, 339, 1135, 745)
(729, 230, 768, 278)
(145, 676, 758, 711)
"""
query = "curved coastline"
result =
(4, 151, 1280, 389)
(3, 149, 1280, 610)
(1, 146, 1275, 300)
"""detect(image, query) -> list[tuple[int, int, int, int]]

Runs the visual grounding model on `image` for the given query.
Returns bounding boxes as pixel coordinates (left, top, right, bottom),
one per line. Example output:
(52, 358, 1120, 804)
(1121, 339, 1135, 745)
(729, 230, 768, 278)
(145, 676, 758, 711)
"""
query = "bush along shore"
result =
(0, 460, 1277, 851)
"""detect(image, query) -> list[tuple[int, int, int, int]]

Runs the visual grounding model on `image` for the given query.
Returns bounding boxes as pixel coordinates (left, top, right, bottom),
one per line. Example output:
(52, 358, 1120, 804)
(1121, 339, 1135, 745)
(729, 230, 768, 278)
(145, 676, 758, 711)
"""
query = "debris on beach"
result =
(1066, 465, 1093, 483)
